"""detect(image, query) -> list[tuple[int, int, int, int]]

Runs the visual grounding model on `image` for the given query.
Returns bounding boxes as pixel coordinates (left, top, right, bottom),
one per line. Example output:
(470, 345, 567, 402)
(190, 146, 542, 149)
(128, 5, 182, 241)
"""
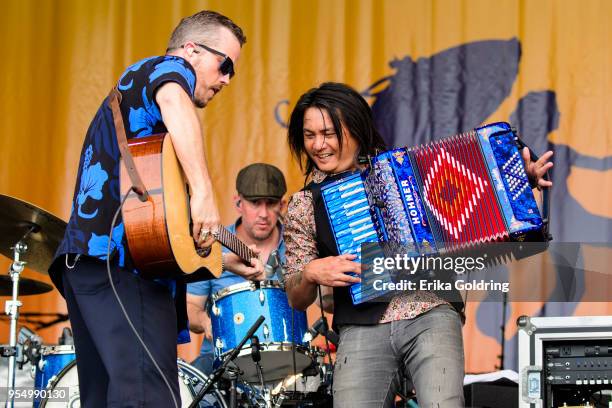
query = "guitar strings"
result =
(217, 227, 257, 261)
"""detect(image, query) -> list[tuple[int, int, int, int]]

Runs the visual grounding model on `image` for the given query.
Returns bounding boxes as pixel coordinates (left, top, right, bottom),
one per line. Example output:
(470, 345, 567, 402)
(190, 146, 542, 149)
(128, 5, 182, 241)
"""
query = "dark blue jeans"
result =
(58, 255, 180, 407)
(333, 305, 465, 408)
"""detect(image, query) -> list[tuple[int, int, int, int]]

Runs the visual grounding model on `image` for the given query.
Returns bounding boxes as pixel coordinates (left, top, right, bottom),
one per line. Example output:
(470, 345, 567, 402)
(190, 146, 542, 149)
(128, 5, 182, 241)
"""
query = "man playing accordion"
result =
(282, 82, 553, 407)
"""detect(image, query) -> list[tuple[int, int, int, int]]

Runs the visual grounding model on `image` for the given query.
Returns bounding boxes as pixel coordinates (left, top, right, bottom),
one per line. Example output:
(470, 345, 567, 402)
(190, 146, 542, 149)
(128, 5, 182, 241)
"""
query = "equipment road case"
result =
(518, 315, 612, 408)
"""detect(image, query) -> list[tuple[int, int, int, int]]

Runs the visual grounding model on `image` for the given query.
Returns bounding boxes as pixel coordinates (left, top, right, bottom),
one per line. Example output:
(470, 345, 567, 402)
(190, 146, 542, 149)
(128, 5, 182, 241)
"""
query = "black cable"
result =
(462, 269, 470, 320)
(107, 191, 179, 408)
(303, 193, 335, 382)
(317, 285, 334, 371)
(291, 304, 297, 394)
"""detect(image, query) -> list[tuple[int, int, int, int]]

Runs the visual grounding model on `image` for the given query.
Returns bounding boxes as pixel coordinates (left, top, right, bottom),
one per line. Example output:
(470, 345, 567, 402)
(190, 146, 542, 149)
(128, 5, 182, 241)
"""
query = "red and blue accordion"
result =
(321, 122, 550, 304)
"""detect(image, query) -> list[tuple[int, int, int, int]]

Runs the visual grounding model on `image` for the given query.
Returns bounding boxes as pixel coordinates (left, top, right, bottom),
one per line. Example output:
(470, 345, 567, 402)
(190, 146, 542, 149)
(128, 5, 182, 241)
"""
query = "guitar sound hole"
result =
(196, 247, 211, 258)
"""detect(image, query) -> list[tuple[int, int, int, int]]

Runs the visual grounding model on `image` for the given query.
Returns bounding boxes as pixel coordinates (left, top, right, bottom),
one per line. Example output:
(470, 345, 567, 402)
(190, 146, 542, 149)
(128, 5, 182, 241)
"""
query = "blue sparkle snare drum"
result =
(210, 280, 310, 381)
(33, 345, 76, 407)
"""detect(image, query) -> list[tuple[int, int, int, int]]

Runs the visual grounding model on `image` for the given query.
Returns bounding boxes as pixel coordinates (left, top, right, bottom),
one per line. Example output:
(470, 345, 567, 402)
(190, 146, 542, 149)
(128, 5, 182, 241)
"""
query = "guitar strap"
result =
(107, 87, 149, 202)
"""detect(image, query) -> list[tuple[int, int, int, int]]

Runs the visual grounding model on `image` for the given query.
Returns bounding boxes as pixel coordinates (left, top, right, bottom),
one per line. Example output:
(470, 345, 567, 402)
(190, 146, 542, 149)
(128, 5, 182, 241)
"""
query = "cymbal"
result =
(0, 275, 53, 296)
(0, 194, 67, 274)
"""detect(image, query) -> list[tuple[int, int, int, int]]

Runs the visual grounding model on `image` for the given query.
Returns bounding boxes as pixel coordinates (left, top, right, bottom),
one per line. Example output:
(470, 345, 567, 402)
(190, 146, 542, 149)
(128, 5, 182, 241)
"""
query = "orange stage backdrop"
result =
(1, 0, 610, 373)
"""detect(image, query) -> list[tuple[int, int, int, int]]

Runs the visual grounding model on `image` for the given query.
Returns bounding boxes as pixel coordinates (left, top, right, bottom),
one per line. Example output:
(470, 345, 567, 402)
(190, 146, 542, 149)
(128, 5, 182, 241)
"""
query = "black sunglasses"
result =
(186, 42, 235, 79)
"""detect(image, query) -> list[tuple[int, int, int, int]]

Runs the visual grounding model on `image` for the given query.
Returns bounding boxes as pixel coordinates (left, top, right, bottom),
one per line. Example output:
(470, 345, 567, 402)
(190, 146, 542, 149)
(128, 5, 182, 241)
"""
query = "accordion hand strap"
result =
(515, 136, 552, 241)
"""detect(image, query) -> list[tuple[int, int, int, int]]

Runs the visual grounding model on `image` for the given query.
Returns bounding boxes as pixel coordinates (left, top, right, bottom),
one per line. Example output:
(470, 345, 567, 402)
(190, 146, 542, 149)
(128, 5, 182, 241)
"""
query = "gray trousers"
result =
(333, 305, 465, 408)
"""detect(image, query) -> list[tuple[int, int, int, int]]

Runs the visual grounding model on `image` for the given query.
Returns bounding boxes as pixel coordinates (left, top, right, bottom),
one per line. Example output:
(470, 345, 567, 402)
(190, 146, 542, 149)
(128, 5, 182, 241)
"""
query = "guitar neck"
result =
(215, 227, 258, 262)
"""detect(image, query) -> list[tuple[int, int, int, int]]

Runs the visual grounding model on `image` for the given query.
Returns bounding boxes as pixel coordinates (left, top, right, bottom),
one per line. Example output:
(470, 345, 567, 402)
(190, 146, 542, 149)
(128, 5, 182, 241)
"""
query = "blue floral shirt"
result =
(53, 56, 197, 343)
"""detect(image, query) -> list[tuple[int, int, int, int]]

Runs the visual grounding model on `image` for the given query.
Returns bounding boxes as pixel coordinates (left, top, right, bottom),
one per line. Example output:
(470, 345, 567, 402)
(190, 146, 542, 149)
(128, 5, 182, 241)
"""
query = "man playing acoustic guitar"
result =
(49, 10, 259, 408)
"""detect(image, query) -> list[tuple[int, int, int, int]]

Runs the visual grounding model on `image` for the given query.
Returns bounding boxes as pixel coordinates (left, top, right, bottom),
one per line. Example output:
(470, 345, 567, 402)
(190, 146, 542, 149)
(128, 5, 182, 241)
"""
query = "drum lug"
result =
(215, 337, 224, 350)
(178, 370, 189, 385)
(48, 374, 58, 388)
(211, 303, 220, 316)
(259, 289, 265, 305)
(263, 323, 270, 339)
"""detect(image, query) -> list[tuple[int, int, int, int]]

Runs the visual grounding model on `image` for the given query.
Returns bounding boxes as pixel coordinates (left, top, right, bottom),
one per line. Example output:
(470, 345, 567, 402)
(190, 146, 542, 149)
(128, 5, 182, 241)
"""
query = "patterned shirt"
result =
(55, 56, 196, 262)
(283, 169, 446, 323)
(52, 56, 197, 343)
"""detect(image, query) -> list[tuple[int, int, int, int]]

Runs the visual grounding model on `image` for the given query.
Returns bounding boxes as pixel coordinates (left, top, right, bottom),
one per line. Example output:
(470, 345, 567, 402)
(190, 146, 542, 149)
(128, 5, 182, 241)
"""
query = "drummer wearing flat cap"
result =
(186, 163, 287, 375)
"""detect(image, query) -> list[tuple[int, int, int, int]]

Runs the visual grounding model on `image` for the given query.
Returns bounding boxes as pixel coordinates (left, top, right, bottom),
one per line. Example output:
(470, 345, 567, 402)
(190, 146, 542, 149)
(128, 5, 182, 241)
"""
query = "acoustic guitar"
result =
(119, 133, 256, 281)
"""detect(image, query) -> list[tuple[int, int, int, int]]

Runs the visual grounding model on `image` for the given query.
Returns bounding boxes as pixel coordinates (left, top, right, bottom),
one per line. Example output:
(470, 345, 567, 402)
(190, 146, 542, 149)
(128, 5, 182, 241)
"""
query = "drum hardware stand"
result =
(12, 326, 41, 370)
(496, 291, 508, 370)
(3, 231, 33, 408)
(250, 335, 273, 408)
(226, 366, 240, 408)
(272, 394, 286, 408)
(250, 336, 265, 387)
(189, 315, 266, 408)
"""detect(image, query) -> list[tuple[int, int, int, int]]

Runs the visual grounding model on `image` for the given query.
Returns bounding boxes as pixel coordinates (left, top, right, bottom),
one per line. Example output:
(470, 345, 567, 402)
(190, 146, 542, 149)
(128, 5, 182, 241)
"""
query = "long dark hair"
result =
(287, 82, 387, 178)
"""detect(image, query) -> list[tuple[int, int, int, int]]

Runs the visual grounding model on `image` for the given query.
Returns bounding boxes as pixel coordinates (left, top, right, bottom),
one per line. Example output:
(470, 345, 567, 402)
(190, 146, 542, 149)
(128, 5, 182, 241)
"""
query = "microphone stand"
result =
(3, 238, 29, 408)
(251, 335, 266, 389)
(496, 291, 508, 371)
(188, 315, 266, 408)
(251, 335, 271, 407)
(227, 367, 239, 408)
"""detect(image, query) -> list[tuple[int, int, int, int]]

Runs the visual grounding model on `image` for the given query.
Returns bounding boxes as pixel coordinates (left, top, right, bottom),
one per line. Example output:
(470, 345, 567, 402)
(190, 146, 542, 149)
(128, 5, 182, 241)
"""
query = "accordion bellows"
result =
(321, 122, 547, 304)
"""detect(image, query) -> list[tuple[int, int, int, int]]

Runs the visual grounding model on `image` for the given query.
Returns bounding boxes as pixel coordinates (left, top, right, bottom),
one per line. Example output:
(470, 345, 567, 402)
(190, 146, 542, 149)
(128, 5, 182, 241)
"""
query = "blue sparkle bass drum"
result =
(33, 345, 76, 407)
(210, 280, 311, 382)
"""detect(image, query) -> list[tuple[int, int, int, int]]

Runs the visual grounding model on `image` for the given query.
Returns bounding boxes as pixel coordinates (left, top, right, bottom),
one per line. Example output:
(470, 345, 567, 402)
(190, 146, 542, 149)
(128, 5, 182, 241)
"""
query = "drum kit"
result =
(0, 194, 64, 406)
(198, 280, 334, 407)
(0, 194, 334, 407)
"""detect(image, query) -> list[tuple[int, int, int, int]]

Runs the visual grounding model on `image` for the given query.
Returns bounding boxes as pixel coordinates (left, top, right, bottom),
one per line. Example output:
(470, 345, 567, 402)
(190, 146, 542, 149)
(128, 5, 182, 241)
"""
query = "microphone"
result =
(302, 317, 339, 346)
(303, 317, 325, 342)
(265, 250, 286, 285)
(264, 251, 277, 279)
(303, 326, 318, 343)
(17, 326, 40, 345)
(18, 327, 42, 368)
(231, 316, 265, 362)
(303, 317, 326, 342)
(251, 335, 261, 363)
(188, 316, 266, 408)
(59, 327, 74, 345)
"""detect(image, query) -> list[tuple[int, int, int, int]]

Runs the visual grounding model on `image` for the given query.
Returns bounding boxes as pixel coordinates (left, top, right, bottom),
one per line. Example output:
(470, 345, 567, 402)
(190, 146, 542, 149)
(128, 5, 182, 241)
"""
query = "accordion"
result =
(320, 122, 551, 304)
